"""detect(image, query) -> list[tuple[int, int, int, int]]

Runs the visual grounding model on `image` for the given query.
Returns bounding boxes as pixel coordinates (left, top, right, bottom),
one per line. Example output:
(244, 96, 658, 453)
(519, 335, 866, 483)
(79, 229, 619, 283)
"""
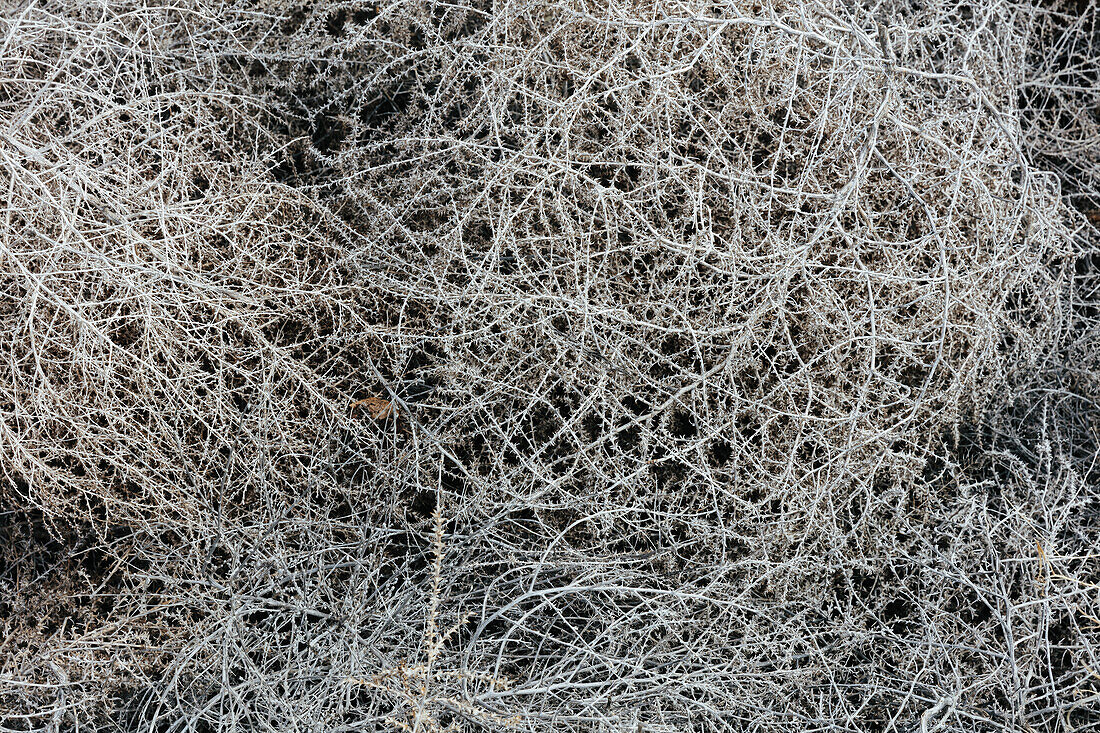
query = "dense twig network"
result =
(1, 1, 1098, 731)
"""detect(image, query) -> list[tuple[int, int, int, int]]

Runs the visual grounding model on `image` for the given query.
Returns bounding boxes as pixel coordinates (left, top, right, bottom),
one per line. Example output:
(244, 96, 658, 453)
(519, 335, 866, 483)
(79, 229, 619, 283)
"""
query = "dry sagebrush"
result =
(2, 0, 1100, 732)
(0, 2, 380, 724)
